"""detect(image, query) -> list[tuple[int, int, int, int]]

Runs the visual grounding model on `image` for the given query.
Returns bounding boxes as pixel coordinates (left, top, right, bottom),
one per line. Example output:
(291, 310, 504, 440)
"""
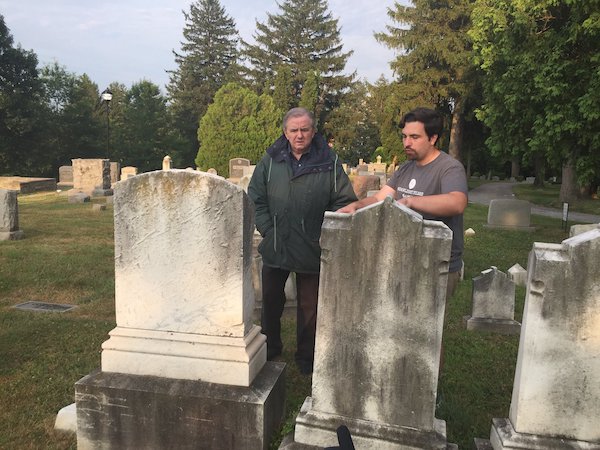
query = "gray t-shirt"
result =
(387, 151, 468, 272)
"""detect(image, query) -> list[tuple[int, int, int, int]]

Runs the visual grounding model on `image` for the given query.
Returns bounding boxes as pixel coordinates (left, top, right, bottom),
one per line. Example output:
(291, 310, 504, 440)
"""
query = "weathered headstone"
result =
(75, 170, 285, 449)
(477, 228, 600, 449)
(464, 267, 520, 334)
(507, 263, 527, 287)
(229, 157, 251, 180)
(71, 159, 112, 196)
(207, 168, 218, 175)
(286, 197, 455, 449)
(162, 155, 172, 170)
(486, 199, 534, 230)
(570, 223, 599, 237)
(58, 166, 73, 185)
(367, 155, 386, 174)
(0, 189, 24, 241)
(120, 166, 138, 180)
(351, 174, 380, 200)
(109, 161, 120, 184)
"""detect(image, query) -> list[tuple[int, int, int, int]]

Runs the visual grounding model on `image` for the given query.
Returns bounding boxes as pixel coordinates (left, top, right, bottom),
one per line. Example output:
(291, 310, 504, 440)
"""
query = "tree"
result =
(167, 0, 239, 167)
(272, 65, 295, 112)
(241, 0, 354, 126)
(114, 81, 170, 172)
(299, 71, 319, 116)
(470, 0, 600, 199)
(0, 15, 46, 175)
(195, 83, 281, 176)
(375, 0, 479, 162)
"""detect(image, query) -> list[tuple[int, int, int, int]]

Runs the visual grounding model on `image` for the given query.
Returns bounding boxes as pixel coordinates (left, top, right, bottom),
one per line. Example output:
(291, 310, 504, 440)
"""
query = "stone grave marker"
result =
(162, 155, 172, 170)
(0, 189, 24, 241)
(464, 266, 520, 334)
(74, 170, 285, 449)
(285, 196, 456, 449)
(486, 199, 535, 230)
(71, 158, 112, 196)
(570, 223, 599, 237)
(59, 166, 73, 185)
(229, 157, 250, 180)
(476, 228, 600, 449)
(507, 263, 527, 287)
(120, 166, 138, 180)
(110, 162, 120, 184)
(351, 174, 380, 200)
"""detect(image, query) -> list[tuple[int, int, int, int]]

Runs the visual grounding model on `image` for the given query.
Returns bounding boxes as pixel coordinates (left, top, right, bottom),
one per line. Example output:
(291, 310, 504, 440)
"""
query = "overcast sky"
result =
(0, 0, 403, 93)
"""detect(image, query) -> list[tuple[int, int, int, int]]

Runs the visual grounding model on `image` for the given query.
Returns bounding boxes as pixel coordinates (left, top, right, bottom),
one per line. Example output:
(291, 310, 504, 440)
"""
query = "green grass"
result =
(512, 183, 600, 215)
(0, 190, 585, 449)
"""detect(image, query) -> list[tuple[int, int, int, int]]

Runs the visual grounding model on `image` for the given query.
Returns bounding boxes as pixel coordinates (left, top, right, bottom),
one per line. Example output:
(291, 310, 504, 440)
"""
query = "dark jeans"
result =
(261, 266, 319, 365)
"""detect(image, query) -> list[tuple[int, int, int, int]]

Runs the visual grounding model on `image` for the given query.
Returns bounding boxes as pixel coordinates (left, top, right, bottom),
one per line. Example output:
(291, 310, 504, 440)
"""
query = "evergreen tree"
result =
(195, 83, 281, 176)
(241, 0, 354, 127)
(375, 0, 480, 162)
(167, 0, 239, 167)
(272, 65, 295, 113)
(299, 71, 319, 117)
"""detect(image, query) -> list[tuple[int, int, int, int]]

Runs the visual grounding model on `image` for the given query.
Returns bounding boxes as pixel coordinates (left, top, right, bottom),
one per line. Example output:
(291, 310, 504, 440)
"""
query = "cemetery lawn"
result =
(0, 191, 585, 449)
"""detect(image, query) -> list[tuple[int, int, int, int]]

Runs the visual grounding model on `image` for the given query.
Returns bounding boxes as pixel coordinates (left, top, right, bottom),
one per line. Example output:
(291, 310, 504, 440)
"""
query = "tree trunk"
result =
(559, 159, 579, 203)
(448, 100, 463, 162)
(511, 156, 520, 179)
(534, 152, 545, 187)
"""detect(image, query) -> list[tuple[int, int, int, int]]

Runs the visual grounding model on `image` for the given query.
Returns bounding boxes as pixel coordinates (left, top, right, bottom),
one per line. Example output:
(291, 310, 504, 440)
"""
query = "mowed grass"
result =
(0, 191, 583, 449)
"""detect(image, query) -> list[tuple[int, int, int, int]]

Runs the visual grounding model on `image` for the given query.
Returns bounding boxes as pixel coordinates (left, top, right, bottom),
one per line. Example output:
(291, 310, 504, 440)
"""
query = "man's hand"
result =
(337, 203, 358, 214)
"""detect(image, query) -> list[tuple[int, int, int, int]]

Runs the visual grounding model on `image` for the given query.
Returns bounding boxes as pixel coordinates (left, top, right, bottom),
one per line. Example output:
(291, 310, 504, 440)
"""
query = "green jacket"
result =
(248, 134, 357, 273)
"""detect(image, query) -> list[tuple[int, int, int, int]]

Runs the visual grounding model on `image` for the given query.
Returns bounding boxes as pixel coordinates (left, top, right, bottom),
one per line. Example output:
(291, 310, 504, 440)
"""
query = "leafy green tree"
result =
(0, 15, 46, 175)
(470, 0, 600, 199)
(241, 0, 354, 126)
(375, 0, 480, 162)
(195, 83, 282, 176)
(167, 0, 239, 167)
(272, 65, 295, 112)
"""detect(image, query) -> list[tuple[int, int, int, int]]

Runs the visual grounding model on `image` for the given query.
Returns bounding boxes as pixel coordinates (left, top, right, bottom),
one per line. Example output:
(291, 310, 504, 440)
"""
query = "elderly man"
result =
(248, 107, 357, 375)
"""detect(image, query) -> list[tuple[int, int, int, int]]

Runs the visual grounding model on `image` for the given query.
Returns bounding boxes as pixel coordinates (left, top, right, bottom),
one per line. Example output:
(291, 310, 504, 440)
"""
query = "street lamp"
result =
(101, 88, 113, 159)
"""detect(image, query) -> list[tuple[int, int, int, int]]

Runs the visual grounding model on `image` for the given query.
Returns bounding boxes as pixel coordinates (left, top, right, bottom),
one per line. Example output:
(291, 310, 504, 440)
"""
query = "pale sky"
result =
(0, 0, 403, 93)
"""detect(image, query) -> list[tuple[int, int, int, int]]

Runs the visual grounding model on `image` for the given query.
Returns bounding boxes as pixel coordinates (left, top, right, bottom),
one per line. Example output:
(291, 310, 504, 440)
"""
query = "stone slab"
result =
(67, 193, 90, 203)
(54, 403, 77, 433)
(75, 363, 286, 450)
(463, 316, 521, 335)
(489, 418, 600, 450)
(0, 230, 24, 241)
(0, 176, 57, 193)
(485, 199, 535, 231)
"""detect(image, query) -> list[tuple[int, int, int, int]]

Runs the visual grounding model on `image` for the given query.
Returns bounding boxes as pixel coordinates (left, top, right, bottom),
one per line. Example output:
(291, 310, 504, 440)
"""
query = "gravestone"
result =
(207, 168, 218, 175)
(229, 158, 251, 180)
(477, 228, 600, 449)
(0, 189, 24, 241)
(75, 170, 285, 449)
(367, 155, 386, 174)
(71, 159, 112, 196)
(59, 166, 73, 185)
(120, 166, 138, 180)
(285, 197, 456, 449)
(507, 263, 527, 287)
(110, 162, 120, 184)
(486, 199, 535, 231)
(162, 155, 172, 170)
(570, 223, 599, 237)
(464, 267, 520, 334)
(351, 174, 380, 200)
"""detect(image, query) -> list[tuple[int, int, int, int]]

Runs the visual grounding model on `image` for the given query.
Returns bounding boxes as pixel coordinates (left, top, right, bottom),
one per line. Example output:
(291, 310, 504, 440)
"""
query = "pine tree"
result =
(299, 71, 319, 117)
(241, 0, 354, 127)
(375, 0, 479, 162)
(167, 0, 239, 167)
(272, 65, 295, 113)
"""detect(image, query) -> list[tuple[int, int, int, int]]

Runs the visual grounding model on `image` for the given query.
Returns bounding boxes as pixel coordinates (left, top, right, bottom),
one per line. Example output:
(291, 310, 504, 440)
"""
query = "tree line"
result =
(1, 0, 598, 201)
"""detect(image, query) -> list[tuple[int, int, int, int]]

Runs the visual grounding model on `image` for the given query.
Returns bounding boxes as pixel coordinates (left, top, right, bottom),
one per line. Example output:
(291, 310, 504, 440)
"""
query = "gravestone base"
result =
(0, 230, 24, 241)
(283, 397, 456, 450)
(463, 316, 521, 335)
(483, 224, 535, 232)
(92, 188, 113, 197)
(75, 362, 285, 450)
(101, 325, 267, 387)
(482, 418, 599, 450)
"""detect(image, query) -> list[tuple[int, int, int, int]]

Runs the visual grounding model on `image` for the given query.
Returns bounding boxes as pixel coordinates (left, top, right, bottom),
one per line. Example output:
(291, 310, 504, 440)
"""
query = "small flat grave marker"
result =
(13, 301, 76, 313)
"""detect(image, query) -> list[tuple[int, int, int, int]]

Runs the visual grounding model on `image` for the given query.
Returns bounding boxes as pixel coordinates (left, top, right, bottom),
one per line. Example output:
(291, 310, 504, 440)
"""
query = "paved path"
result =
(468, 182, 600, 224)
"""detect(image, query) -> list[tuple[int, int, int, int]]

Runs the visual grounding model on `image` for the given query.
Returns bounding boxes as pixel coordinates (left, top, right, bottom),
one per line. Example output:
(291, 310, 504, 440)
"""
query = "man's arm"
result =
(396, 191, 467, 217)
(337, 185, 396, 213)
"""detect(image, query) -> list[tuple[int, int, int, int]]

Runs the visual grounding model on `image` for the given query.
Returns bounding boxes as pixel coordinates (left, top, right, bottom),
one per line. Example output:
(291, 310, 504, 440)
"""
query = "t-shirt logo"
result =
(409, 178, 416, 189)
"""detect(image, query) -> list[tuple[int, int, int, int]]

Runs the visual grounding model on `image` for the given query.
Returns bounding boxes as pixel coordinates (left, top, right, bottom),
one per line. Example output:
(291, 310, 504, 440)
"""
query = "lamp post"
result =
(101, 88, 113, 160)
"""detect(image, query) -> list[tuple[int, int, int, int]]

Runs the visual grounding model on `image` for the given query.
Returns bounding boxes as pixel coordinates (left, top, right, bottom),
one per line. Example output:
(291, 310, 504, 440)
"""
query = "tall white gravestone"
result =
(288, 197, 455, 449)
(0, 189, 24, 241)
(483, 225, 600, 449)
(75, 170, 285, 449)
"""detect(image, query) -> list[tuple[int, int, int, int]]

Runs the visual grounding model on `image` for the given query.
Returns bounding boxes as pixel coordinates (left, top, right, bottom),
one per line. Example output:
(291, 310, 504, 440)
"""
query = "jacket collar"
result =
(267, 133, 330, 166)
